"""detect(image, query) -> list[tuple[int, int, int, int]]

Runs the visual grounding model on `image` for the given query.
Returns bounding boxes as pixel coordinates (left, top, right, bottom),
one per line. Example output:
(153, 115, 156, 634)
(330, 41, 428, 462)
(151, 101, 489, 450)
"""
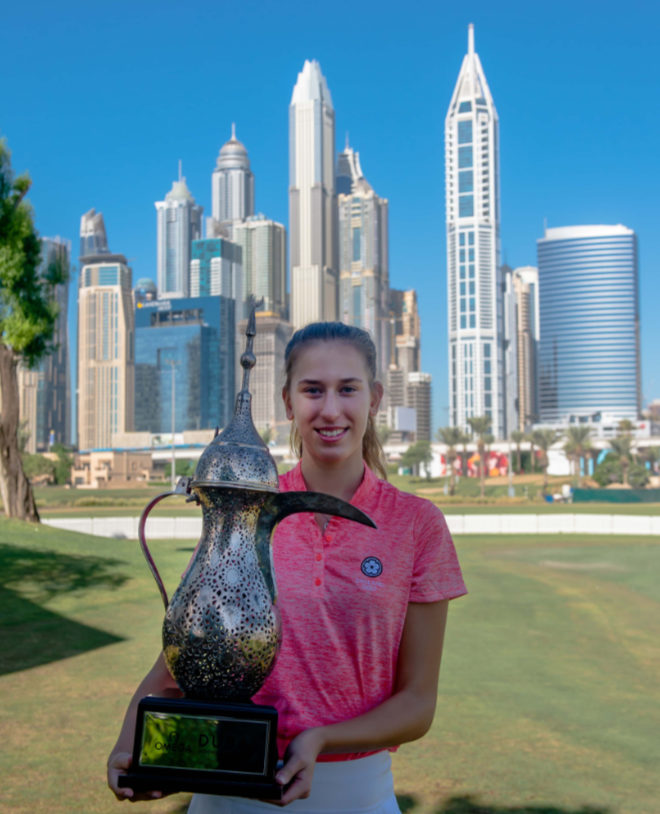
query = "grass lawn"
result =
(1, 519, 658, 813)
(34, 478, 660, 517)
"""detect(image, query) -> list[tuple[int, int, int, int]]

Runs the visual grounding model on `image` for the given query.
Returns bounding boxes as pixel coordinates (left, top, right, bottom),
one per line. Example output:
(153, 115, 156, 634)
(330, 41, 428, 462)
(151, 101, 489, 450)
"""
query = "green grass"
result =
(34, 478, 660, 517)
(1, 520, 658, 813)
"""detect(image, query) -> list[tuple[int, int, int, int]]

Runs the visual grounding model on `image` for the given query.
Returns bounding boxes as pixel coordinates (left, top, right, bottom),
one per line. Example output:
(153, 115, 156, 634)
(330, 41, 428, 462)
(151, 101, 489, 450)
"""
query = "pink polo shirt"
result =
(252, 463, 467, 761)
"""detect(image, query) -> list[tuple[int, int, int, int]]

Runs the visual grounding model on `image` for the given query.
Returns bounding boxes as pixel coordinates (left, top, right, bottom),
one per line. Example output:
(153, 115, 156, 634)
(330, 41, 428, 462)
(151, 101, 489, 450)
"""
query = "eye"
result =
(341, 385, 357, 394)
(302, 385, 321, 395)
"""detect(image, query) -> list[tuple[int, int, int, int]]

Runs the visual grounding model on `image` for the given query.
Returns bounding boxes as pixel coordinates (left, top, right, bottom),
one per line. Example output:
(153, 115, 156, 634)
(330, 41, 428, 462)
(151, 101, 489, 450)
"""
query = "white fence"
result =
(43, 514, 660, 538)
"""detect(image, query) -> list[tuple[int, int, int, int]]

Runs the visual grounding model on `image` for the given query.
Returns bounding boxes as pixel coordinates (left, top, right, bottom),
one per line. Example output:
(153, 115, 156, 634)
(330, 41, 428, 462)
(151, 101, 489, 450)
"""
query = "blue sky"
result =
(2, 0, 658, 433)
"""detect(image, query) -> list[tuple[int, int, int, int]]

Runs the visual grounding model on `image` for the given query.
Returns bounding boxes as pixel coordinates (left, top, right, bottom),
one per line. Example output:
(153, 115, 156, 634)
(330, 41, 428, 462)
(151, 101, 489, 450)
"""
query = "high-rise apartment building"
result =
(337, 141, 389, 377)
(289, 59, 337, 327)
(134, 296, 235, 433)
(190, 237, 242, 312)
(18, 236, 71, 453)
(407, 372, 432, 441)
(390, 289, 421, 381)
(237, 312, 293, 443)
(537, 225, 640, 424)
(512, 266, 539, 430)
(155, 170, 203, 299)
(446, 24, 504, 437)
(78, 241, 134, 450)
(233, 216, 287, 319)
(209, 125, 255, 237)
(80, 208, 109, 256)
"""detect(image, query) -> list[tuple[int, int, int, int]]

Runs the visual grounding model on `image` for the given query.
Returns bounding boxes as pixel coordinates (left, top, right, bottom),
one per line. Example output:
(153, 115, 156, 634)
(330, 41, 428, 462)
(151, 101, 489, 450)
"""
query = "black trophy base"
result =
(118, 696, 282, 799)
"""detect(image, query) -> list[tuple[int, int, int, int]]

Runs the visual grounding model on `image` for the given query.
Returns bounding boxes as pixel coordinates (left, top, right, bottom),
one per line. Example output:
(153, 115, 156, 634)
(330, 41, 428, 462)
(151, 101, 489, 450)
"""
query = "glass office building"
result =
(134, 296, 235, 433)
(537, 225, 640, 423)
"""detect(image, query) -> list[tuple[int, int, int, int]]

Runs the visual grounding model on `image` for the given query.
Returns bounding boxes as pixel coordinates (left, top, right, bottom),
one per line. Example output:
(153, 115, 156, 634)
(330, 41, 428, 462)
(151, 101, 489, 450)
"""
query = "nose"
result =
(320, 389, 341, 421)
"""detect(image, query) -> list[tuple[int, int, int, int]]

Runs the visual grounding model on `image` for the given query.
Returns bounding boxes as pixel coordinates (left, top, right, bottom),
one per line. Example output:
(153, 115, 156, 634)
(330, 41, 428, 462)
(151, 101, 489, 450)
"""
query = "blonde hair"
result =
(284, 322, 387, 480)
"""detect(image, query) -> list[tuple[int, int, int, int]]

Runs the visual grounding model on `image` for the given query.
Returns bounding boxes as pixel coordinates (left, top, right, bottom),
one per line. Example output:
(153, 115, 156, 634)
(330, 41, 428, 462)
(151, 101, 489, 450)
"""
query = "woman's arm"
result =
(275, 599, 449, 804)
(107, 652, 182, 801)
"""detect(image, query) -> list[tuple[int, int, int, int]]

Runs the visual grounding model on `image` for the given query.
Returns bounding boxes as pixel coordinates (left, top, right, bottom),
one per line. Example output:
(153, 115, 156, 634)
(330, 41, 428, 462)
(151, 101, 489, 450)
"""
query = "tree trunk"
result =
(449, 452, 456, 496)
(0, 344, 40, 521)
(478, 441, 485, 498)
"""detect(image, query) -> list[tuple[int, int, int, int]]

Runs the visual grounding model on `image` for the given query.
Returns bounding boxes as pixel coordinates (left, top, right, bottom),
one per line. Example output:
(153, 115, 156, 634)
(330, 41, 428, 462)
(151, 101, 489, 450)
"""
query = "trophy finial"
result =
(191, 296, 278, 492)
(239, 298, 263, 392)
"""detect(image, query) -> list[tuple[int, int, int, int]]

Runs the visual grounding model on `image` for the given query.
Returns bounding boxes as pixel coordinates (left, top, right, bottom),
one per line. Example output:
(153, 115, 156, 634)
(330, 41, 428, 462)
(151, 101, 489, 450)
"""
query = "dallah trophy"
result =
(118, 307, 375, 798)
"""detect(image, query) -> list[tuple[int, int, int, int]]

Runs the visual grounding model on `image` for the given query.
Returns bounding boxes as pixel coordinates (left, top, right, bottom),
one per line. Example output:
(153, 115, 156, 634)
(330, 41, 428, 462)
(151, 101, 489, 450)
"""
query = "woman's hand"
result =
(273, 727, 325, 805)
(106, 750, 165, 802)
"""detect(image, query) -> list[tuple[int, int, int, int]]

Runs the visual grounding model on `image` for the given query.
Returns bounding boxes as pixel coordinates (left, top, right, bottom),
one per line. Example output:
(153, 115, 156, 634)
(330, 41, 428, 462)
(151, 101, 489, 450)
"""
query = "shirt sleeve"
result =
(409, 500, 467, 602)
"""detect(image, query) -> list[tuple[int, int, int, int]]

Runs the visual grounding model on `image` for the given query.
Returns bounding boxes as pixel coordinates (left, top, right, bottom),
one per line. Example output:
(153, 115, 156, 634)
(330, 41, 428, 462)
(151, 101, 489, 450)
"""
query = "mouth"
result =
(315, 427, 348, 440)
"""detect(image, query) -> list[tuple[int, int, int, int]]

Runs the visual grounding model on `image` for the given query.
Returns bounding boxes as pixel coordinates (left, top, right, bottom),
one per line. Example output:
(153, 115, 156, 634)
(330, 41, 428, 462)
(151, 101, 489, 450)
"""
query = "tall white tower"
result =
(155, 168, 203, 299)
(289, 59, 337, 328)
(445, 24, 504, 437)
(211, 124, 255, 234)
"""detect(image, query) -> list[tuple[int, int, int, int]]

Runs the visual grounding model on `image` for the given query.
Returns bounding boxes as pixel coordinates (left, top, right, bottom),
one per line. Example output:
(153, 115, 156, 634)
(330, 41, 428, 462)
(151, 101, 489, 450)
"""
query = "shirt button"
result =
(314, 577, 322, 587)
(323, 533, 331, 542)
(315, 553, 322, 562)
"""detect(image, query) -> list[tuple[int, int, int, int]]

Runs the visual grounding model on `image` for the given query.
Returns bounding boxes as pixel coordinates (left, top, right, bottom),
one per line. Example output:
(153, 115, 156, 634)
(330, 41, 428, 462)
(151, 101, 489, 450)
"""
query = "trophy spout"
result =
(270, 491, 376, 529)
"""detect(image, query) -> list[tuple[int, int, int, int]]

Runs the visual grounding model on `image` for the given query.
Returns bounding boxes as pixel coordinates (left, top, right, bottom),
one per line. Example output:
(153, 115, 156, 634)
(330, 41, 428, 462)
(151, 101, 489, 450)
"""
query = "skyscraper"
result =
(446, 24, 504, 437)
(18, 236, 71, 452)
(78, 233, 134, 450)
(512, 266, 539, 430)
(155, 169, 203, 299)
(337, 141, 389, 377)
(289, 59, 337, 327)
(209, 124, 255, 237)
(537, 225, 640, 424)
(134, 296, 235, 433)
(233, 216, 287, 318)
(80, 208, 109, 257)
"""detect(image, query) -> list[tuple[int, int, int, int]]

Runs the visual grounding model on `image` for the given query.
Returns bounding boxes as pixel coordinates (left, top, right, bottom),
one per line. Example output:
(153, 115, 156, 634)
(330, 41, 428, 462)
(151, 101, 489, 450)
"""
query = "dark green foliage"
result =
(20, 453, 55, 482)
(50, 443, 73, 485)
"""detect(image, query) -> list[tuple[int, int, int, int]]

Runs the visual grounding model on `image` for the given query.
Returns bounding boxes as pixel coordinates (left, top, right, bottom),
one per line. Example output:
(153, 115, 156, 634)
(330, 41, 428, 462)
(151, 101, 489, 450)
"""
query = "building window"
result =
(458, 146, 473, 168)
(458, 120, 473, 144)
(458, 101, 472, 113)
(459, 196, 474, 217)
(459, 171, 473, 193)
(352, 227, 361, 262)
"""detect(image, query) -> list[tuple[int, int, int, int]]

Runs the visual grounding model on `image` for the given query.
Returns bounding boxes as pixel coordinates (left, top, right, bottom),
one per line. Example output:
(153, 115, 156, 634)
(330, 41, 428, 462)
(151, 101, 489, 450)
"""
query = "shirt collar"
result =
(284, 461, 377, 508)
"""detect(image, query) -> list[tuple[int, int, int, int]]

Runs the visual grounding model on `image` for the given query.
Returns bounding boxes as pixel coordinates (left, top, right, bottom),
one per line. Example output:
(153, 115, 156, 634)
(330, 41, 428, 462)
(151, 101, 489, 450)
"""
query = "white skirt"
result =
(187, 752, 400, 814)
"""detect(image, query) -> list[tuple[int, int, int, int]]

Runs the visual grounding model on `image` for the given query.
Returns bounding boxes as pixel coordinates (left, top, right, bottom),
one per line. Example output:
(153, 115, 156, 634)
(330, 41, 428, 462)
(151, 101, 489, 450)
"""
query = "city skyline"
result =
(3, 0, 659, 431)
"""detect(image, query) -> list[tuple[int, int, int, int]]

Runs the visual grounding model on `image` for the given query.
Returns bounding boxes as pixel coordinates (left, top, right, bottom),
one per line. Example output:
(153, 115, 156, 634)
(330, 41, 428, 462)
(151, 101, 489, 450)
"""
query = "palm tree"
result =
(526, 431, 536, 473)
(563, 425, 592, 487)
(609, 434, 633, 486)
(531, 429, 560, 494)
(459, 430, 470, 478)
(436, 426, 463, 495)
(510, 430, 525, 473)
(467, 415, 492, 498)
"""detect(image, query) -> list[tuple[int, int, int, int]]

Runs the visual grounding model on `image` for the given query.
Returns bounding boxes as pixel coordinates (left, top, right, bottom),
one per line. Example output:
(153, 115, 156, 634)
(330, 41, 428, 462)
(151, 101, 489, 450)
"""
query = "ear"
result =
(282, 386, 294, 421)
(370, 381, 384, 416)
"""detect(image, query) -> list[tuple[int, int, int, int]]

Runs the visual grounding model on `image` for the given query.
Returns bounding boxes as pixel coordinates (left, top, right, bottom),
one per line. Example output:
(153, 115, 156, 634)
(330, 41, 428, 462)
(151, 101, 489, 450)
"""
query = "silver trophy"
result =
(119, 306, 375, 798)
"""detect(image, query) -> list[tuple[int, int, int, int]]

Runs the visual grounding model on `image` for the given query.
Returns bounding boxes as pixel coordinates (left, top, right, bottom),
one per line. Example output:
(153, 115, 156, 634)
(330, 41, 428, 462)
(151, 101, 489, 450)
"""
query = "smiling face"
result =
(283, 340, 383, 473)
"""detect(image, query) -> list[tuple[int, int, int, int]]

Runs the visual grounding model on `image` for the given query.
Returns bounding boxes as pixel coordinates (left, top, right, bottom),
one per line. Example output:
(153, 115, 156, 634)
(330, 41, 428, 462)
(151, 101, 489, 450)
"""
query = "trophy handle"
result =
(138, 476, 197, 610)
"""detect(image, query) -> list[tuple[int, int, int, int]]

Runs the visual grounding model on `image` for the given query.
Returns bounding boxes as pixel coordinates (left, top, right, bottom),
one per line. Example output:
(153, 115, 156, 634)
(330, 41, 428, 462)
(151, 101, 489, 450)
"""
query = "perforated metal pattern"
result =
(163, 488, 280, 701)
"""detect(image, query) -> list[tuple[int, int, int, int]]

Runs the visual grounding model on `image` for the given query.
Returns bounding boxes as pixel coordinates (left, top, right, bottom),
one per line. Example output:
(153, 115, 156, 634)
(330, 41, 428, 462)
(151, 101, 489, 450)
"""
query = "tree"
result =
(436, 426, 463, 495)
(531, 429, 560, 494)
(608, 434, 633, 486)
(51, 443, 73, 485)
(510, 430, 525, 474)
(21, 452, 55, 483)
(400, 440, 433, 478)
(467, 415, 492, 498)
(563, 425, 592, 487)
(0, 139, 67, 520)
(526, 431, 536, 473)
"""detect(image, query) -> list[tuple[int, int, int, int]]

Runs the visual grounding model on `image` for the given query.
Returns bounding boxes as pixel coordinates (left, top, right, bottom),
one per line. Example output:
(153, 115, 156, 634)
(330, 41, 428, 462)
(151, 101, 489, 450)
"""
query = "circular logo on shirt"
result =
(361, 556, 383, 578)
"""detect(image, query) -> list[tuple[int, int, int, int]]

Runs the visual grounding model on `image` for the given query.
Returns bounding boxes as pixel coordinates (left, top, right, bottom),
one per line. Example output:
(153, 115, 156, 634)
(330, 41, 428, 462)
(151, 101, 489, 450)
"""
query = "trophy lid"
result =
(191, 303, 279, 493)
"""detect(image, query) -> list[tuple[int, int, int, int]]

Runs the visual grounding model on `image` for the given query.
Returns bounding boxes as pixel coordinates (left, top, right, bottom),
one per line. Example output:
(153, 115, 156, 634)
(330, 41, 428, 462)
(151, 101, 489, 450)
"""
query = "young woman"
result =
(107, 322, 466, 812)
